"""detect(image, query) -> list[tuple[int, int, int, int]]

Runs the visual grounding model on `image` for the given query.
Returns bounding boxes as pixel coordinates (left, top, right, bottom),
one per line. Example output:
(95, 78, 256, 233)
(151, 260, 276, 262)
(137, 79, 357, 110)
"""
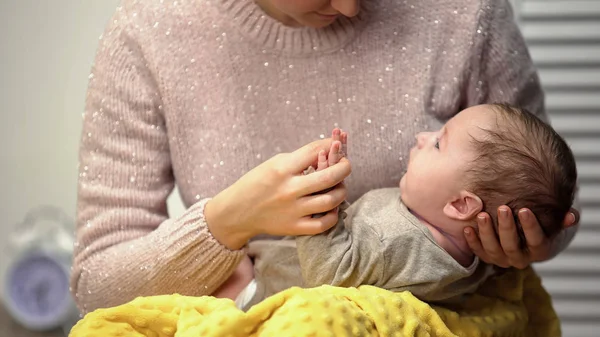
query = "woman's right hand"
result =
(204, 138, 351, 250)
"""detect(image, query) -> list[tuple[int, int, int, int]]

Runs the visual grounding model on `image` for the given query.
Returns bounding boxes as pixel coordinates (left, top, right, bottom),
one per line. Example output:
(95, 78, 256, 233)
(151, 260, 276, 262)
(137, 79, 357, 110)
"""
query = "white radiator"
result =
(513, 1, 600, 336)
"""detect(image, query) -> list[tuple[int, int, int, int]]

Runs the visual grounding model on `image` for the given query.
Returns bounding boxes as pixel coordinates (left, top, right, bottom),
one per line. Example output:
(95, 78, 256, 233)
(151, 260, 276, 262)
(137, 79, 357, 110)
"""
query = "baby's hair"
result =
(466, 103, 577, 251)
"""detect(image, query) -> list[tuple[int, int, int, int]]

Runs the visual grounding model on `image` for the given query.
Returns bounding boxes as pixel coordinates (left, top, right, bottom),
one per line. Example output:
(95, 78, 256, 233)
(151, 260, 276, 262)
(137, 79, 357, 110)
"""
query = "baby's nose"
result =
(416, 132, 431, 149)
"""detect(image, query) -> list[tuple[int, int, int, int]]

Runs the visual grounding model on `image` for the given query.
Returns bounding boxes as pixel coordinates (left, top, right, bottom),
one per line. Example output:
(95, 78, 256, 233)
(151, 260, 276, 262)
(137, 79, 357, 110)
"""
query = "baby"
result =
(216, 103, 577, 310)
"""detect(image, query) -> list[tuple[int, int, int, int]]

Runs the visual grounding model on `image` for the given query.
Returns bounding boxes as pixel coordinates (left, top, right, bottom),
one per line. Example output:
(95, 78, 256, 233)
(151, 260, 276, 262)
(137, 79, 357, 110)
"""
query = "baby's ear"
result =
(443, 191, 483, 221)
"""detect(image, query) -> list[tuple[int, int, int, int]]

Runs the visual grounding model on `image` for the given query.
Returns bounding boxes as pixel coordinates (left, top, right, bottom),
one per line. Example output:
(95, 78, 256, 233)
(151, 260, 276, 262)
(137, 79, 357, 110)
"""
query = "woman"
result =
(71, 0, 579, 313)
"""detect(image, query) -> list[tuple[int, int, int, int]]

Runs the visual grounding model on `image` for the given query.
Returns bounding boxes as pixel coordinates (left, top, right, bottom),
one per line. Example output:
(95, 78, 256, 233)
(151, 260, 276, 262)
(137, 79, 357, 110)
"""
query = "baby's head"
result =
(400, 104, 577, 248)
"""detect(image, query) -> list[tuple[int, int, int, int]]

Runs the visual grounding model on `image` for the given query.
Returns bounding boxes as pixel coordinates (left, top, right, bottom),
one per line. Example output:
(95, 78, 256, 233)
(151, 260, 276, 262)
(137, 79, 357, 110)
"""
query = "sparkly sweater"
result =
(72, 0, 577, 313)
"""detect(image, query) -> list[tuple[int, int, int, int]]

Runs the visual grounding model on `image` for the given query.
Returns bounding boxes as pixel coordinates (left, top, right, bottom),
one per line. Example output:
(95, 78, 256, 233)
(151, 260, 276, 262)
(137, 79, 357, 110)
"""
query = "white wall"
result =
(0, 0, 189, 295)
(0, 0, 114, 257)
(0, 0, 190, 303)
(0, 0, 188, 273)
(513, 1, 600, 336)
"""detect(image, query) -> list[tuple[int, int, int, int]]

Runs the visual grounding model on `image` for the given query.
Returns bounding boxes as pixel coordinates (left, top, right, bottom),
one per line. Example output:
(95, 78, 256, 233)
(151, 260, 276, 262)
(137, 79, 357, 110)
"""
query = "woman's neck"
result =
(215, 0, 368, 56)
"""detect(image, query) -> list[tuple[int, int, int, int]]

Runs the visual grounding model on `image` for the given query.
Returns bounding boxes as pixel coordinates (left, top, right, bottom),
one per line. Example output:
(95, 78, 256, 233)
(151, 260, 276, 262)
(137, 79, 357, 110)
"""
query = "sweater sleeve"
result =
(70, 7, 244, 314)
(464, 0, 578, 258)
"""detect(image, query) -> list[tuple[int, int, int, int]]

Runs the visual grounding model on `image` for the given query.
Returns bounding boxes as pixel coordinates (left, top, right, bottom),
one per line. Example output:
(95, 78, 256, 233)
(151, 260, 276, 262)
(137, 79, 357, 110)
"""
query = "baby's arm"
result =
(296, 211, 385, 289)
(212, 254, 254, 301)
(296, 130, 386, 288)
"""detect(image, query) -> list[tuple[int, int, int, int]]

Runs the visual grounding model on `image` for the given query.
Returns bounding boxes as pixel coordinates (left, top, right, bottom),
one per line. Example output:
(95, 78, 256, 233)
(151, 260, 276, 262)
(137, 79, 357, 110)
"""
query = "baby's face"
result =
(400, 105, 495, 224)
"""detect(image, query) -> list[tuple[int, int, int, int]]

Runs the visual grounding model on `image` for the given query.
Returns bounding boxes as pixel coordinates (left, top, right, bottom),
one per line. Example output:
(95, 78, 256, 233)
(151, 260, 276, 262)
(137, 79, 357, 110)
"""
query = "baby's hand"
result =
(311, 129, 347, 219)
(317, 128, 348, 171)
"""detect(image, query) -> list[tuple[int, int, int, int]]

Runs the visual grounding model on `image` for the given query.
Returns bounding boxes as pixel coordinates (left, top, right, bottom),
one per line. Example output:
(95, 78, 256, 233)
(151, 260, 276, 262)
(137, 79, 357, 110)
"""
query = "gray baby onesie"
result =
(245, 188, 495, 309)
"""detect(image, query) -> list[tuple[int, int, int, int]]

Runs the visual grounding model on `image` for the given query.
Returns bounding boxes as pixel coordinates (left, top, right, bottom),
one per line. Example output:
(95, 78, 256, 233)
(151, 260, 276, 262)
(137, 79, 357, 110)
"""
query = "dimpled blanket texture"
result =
(69, 267, 559, 337)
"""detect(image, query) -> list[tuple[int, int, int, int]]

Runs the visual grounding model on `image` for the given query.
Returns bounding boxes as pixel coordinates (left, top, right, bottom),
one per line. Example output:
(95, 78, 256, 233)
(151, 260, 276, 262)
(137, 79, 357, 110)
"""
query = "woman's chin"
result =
(298, 16, 338, 29)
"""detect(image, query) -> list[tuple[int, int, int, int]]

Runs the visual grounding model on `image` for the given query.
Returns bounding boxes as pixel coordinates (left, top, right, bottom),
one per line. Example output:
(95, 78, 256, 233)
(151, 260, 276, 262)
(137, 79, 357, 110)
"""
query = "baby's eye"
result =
(434, 139, 440, 149)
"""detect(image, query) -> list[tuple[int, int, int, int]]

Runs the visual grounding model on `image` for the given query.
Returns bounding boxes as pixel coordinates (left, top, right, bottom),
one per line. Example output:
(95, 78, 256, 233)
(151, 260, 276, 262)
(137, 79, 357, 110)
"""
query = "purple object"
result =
(4, 251, 74, 331)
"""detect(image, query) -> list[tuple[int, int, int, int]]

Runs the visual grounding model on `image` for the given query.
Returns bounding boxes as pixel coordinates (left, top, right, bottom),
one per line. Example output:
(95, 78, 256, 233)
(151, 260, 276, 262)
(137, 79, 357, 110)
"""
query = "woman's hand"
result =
(205, 138, 351, 250)
(464, 206, 579, 269)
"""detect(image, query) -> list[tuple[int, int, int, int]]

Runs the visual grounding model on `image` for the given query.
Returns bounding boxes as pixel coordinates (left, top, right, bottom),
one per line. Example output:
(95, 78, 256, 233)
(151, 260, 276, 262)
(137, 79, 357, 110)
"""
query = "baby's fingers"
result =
(317, 150, 328, 171)
(328, 141, 343, 166)
(332, 128, 341, 142)
(340, 131, 348, 158)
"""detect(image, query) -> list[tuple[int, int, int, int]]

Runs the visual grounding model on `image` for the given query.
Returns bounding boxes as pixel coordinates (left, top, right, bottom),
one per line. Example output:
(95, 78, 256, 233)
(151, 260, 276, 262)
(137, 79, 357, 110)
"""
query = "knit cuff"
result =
(152, 198, 246, 296)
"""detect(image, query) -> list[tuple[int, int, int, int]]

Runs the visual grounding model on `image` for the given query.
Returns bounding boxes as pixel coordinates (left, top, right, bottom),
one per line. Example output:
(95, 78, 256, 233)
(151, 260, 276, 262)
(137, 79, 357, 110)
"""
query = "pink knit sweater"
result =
(72, 0, 576, 313)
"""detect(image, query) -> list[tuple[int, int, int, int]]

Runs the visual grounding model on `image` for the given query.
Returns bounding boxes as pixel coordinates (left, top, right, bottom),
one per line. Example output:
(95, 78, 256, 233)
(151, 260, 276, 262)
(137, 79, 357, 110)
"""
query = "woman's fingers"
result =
(563, 207, 579, 227)
(295, 157, 351, 196)
(477, 214, 504, 260)
(464, 225, 487, 259)
(316, 150, 328, 171)
(465, 208, 542, 269)
(208, 136, 349, 244)
(497, 206, 528, 269)
(519, 208, 551, 262)
(294, 206, 341, 235)
(299, 182, 347, 215)
(470, 213, 511, 268)
(289, 138, 333, 172)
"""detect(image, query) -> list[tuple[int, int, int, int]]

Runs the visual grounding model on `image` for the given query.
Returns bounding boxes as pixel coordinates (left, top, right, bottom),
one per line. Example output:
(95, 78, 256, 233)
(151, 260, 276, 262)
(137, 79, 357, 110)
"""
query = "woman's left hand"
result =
(463, 206, 579, 269)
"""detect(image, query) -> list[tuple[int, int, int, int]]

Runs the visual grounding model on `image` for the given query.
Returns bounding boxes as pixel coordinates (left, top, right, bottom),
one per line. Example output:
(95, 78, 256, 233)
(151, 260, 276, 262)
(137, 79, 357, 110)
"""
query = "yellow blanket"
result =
(69, 267, 560, 337)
